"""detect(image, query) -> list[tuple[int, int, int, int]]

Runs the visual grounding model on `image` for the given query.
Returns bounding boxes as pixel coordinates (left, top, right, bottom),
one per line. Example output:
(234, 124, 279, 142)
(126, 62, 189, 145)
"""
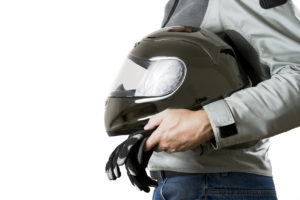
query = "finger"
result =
(153, 145, 166, 153)
(144, 112, 164, 130)
(143, 128, 162, 152)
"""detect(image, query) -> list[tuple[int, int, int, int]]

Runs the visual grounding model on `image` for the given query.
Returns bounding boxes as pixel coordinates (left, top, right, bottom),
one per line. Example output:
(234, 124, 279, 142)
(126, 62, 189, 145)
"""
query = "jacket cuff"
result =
(203, 99, 238, 149)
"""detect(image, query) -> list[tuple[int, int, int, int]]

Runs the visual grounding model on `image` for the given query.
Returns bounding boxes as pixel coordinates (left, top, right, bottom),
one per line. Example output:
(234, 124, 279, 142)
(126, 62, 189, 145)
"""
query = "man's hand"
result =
(144, 109, 214, 153)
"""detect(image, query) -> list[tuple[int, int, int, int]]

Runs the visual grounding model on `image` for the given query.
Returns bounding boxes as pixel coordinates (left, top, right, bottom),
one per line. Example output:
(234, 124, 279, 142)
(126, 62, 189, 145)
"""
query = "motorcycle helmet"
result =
(105, 26, 249, 136)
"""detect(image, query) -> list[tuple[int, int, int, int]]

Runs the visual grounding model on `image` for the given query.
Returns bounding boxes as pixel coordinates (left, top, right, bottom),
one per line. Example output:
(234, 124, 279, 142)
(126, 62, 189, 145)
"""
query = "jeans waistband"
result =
(150, 170, 199, 180)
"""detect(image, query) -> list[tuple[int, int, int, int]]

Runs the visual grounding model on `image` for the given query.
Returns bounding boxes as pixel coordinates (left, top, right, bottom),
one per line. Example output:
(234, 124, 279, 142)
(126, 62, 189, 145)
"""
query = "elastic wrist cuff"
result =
(203, 99, 236, 149)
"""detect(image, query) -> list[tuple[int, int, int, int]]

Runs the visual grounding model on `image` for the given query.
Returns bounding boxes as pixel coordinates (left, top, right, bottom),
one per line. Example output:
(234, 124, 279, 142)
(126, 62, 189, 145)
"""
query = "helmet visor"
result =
(110, 55, 186, 97)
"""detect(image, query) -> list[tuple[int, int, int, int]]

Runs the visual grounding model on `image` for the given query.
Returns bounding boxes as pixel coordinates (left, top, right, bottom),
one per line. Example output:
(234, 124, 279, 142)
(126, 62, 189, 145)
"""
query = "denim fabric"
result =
(152, 172, 277, 200)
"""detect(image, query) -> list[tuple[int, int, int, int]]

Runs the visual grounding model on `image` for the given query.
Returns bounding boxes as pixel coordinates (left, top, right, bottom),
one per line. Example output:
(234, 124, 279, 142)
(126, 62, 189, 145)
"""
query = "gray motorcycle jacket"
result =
(148, 0, 300, 176)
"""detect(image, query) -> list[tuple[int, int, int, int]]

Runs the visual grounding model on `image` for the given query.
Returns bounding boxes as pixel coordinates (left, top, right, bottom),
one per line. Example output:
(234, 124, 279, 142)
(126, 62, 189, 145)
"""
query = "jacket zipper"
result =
(162, 0, 180, 27)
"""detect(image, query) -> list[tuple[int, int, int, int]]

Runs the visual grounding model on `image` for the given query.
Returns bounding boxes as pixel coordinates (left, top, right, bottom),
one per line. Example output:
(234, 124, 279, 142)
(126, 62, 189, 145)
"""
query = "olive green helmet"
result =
(105, 26, 249, 136)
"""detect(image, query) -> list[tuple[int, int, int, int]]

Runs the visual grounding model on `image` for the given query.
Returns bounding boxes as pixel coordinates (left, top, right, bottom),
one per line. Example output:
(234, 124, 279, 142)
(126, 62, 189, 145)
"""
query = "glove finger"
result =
(111, 143, 123, 179)
(137, 137, 147, 165)
(117, 132, 144, 165)
(126, 166, 151, 193)
(105, 149, 117, 180)
(105, 144, 117, 172)
(138, 169, 158, 187)
(125, 155, 139, 176)
(105, 142, 124, 180)
(112, 141, 126, 179)
(125, 156, 154, 192)
(127, 155, 157, 188)
(125, 131, 156, 187)
(125, 156, 146, 190)
(131, 153, 158, 188)
(124, 137, 147, 177)
(137, 136, 154, 165)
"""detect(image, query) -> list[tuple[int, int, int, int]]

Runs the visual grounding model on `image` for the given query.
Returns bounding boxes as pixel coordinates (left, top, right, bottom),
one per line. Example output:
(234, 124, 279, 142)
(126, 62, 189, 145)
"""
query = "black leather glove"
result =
(105, 130, 157, 192)
(125, 135, 158, 192)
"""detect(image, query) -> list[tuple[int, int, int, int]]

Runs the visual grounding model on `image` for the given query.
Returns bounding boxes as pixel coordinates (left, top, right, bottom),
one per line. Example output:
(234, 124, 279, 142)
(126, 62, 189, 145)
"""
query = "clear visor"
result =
(110, 55, 186, 97)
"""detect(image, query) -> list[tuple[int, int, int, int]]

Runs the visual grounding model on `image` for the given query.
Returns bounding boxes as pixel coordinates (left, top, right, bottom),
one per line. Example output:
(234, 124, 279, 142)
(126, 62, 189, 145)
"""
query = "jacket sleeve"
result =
(203, 0, 300, 149)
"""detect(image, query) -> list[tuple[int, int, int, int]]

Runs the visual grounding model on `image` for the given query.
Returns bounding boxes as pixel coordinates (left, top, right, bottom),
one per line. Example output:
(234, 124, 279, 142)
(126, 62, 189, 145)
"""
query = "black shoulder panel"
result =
(260, 0, 288, 9)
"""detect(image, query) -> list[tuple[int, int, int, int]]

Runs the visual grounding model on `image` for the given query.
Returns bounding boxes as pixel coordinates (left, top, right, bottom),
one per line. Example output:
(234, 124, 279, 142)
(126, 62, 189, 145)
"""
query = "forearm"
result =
(204, 67, 300, 149)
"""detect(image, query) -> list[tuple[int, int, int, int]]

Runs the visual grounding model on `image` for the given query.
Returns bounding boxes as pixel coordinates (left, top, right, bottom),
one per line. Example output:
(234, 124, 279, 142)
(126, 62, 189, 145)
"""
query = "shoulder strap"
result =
(259, 0, 288, 9)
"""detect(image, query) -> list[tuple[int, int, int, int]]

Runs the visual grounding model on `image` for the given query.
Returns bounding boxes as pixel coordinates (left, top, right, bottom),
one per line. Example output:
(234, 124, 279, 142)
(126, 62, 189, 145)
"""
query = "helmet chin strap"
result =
(259, 0, 287, 9)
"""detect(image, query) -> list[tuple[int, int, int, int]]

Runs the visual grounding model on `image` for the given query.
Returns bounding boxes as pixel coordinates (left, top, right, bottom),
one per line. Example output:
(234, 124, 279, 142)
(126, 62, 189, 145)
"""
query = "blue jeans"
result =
(152, 172, 277, 200)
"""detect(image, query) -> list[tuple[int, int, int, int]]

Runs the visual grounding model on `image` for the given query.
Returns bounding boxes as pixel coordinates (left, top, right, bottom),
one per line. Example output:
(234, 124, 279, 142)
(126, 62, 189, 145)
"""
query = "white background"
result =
(0, 0, 299, 199)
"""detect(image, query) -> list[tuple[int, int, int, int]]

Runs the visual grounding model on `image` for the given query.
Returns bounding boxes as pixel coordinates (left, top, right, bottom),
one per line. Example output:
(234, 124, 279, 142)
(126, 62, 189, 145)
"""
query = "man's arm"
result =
(144, 1, 300, 153)
(203, 0, 300, 149)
